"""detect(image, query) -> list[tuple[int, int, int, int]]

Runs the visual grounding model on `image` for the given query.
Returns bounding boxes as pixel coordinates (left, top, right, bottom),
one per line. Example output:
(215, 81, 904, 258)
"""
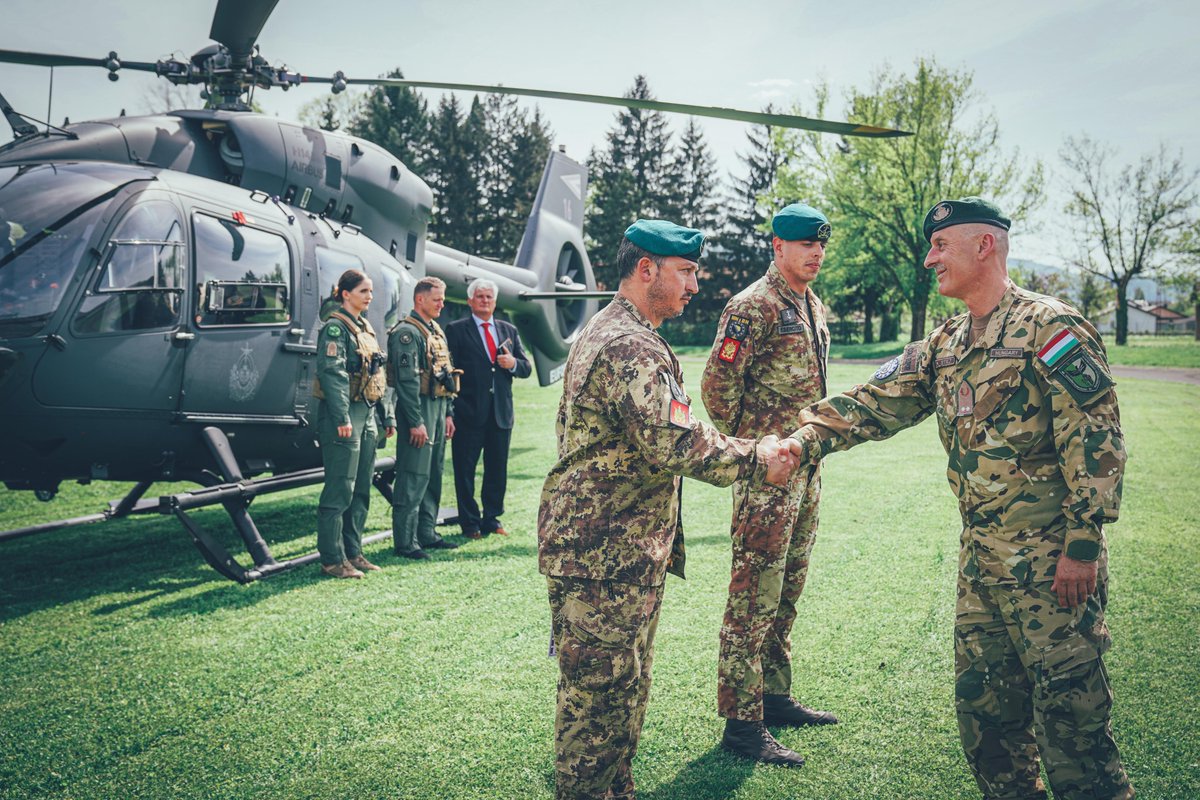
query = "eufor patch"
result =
(873, 357, 899, 381)
(725, 314, 751, 341)
(717, 337, 741, 363)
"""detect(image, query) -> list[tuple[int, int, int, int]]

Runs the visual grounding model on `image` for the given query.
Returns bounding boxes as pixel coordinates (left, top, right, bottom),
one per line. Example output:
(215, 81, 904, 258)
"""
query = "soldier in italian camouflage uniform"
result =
(539, 219, 803, 800)
(790, 197, 1134, 800)
(314, 269, 393, 578)
(387, 276, 461, 559)
(701, 203, 838, 766)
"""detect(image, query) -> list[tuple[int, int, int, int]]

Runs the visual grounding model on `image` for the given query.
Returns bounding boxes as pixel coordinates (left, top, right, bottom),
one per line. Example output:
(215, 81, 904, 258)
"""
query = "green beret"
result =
(923, 197, 1011, 242)
(772, 203, 831, 242)
(624, 219, 704, 261)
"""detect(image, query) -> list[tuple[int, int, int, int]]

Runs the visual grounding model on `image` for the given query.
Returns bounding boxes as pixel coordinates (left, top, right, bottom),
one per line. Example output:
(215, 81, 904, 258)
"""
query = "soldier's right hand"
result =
(758, 434, 801, 487)
(409, 424, 429, 448)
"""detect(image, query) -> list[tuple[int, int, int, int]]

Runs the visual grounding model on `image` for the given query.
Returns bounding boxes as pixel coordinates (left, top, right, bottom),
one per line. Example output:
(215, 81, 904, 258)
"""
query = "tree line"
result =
(301, 62, 1199, 344)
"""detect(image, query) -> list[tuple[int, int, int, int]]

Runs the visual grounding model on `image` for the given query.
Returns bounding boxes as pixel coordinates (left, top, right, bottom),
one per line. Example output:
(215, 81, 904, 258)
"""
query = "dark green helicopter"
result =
(0, 0, 907, 582)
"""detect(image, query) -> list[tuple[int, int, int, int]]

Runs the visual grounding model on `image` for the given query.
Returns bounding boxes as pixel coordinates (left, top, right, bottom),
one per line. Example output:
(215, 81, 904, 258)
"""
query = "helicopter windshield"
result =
(0, 163, 148, 338)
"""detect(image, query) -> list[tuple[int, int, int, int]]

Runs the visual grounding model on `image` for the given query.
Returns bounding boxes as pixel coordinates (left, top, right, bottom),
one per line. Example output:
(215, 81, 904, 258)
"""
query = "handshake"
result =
(756, 433, 810, 487)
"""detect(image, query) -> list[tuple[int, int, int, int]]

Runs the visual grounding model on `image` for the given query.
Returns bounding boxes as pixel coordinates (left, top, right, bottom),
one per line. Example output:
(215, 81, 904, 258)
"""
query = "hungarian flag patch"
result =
(1037, 329, 1080, 368)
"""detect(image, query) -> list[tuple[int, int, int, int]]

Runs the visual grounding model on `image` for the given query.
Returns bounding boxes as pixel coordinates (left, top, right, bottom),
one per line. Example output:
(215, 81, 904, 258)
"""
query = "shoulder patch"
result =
(1052, 347, 1112, 404)
(717, 337, 742, 363)
(899, 344, 921, 375)
(1036, 328, 1080, 368)
(873, 357, 899, 381)
(725, 314, 751, 341)
(327, 323, 341, 337)
(397, 352, 410, 368)
(325, 342, 339, 357)
(398, 331, 414, 345)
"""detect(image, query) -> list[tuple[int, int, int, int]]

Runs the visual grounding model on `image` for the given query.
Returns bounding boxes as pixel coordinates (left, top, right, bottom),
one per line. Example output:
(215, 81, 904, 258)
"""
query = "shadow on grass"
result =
(641, 745, 754, 800)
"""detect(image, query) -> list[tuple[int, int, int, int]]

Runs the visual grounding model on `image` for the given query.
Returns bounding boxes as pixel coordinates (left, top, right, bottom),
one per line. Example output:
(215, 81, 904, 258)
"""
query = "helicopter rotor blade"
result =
(317, 76, 910, 137)
(209, 0, 280, 63)
(0, 49, 157, 72)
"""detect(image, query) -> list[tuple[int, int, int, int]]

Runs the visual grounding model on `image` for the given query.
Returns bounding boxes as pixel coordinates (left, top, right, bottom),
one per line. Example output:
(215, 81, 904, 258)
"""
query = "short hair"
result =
(615, 238, 664, 282)
(333, 269, 369, 301)
(466, 278, 498, 299)
(413, 276, 446, 300)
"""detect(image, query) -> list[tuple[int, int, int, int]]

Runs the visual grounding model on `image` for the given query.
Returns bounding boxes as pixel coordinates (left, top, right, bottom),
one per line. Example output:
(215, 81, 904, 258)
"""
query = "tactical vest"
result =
(312, 311, 388, 404)
(391, 314, 461, 398)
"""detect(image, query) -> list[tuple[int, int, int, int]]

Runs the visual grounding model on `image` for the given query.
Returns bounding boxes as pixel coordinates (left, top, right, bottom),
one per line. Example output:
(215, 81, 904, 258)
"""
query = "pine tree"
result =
(346, 68, 430, 174)
(477, 95, 553, 260)
(585, 75, 676, 289)
(668, 119, 721, 233)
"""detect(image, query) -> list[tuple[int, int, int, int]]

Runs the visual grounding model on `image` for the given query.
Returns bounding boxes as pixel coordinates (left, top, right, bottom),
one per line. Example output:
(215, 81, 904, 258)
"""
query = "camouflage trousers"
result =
(955, 567, 1134, 800)
(548, 576, 664, 800)
(717, 466, 819, 721)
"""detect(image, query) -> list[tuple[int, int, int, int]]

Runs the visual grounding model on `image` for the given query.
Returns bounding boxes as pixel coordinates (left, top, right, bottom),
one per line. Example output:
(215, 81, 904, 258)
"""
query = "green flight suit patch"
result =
(327, 324, 341, 337)
(1053, 347, 1111, 404)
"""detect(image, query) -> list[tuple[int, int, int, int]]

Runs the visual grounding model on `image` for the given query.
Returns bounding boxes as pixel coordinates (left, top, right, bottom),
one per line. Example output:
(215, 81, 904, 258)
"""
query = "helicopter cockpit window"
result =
(74, 201, 185, 335)
(0, 164, 125, 338)
(194, 214, 291, 327)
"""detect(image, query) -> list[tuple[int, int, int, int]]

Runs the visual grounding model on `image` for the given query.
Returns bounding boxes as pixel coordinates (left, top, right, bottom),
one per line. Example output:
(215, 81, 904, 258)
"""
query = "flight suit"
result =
(539, 295, 770, 800)
(388, 312, 456, 554)
(792, 284, 1133, 800)
(701, 262, 830, 722)
(314, 307, 390, 566)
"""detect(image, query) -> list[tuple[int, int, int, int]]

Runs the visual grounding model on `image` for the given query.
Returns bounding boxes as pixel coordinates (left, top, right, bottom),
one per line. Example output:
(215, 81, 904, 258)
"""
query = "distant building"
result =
(1093, 299, 1193, 335)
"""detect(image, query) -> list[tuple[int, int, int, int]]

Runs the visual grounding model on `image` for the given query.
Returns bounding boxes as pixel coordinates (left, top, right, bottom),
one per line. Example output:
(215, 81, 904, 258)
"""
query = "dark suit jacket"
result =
(445, 316, 532, 430)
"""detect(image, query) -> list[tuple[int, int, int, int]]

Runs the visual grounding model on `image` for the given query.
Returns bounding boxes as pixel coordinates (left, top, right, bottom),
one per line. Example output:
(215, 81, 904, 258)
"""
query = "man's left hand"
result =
(1052, 555, 1098, 608)
(445, 416, 456, 440)
(496, 352, 516, 370)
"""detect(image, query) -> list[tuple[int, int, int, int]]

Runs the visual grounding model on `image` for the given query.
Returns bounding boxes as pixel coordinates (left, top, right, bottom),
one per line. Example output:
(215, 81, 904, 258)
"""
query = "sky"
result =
(2, 0, 1197, 267)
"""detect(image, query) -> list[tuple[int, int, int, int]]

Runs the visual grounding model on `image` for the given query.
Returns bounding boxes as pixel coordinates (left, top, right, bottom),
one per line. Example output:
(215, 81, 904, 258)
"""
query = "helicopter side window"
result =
(194, 214, 291, 327)
(73, 202, 184, 335)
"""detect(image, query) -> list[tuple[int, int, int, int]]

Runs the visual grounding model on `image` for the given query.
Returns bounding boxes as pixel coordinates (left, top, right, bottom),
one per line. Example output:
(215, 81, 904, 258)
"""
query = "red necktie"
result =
(482, 321, 497, 362)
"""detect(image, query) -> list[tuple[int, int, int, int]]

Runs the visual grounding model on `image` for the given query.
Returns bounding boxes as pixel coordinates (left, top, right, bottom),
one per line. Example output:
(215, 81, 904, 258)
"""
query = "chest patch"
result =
(935, 355, 958, 369)
(989, 347, 1024, 359)
(956, 381, 975, 417)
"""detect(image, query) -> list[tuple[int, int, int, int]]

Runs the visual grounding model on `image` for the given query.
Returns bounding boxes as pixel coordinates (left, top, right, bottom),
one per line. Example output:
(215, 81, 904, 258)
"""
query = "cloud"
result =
(748, 78, 796, 89)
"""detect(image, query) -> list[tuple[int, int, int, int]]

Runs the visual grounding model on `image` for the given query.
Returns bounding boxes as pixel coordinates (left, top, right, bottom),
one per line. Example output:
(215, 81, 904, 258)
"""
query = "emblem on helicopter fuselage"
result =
(229, 346, 262, 402)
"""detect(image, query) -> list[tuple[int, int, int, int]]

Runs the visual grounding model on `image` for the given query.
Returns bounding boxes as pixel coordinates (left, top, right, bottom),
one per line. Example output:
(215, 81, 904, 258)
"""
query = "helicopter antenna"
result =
(45, 66, 53, 136)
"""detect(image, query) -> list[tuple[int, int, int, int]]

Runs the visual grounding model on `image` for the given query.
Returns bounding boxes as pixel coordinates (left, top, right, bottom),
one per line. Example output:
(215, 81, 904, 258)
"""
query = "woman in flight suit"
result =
(315, 269, 394, 578)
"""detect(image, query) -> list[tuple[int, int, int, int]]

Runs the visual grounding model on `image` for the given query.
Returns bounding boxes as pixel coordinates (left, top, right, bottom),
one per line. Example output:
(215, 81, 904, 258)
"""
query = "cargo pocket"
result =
(557, 594, 641, 695)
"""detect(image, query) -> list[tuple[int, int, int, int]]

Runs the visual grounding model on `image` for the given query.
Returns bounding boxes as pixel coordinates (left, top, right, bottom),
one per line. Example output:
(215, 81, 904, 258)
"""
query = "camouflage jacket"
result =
(538, 294, 769, 586)
(793, 284, 1125, 585)
(702, 262, 829, 437)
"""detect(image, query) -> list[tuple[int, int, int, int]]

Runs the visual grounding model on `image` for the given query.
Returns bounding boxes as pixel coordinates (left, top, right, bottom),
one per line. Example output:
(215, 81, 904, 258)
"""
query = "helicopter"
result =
(0, 0, 908, 583)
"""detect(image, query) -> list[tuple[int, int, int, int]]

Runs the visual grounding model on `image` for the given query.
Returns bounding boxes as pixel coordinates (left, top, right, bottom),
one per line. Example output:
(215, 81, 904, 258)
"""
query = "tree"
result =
(424, 94, 486, 250)
(1168, 220, 1200, 340)
(299, 93, 360, 132)
(1061, 136, 1199, 344)
(586, 76, 677, 289)
(773, 59, 1043, 340)
(1073, 271, 1112, 323)
(477, 94, 552, 260)
(347, 68, 431, 174)
(665, 118, 721, 232)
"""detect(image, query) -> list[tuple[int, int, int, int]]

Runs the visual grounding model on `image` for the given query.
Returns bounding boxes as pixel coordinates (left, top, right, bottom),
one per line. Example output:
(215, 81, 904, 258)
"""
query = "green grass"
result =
(1, 364, 1197, 799)
(1103, 336, 1200, 368)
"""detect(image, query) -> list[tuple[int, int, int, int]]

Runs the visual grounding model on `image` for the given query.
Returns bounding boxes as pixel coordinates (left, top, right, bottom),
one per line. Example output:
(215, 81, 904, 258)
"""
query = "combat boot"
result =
(320, 561, 364, 579)
(720, 719, 805, 767)
(763, 694, 839, 727)
(348, 555, 381, 572)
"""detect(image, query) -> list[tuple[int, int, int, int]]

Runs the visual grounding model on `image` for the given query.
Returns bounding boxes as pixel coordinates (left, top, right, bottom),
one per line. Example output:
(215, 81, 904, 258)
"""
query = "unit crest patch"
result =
(873, 357, 899, 381)
(717, 337, 741, 363)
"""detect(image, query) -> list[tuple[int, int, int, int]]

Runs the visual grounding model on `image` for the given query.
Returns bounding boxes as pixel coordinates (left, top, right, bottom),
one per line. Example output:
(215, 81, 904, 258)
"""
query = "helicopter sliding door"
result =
(176, 211, 301, 424)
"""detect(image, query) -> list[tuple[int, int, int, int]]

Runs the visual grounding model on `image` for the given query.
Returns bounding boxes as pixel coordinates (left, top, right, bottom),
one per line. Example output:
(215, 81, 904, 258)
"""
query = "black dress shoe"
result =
(427, 539, 459, 550)
(762, 694, 839, 727)
(397, 549, 430, 560)
(720, 719, 805, 767)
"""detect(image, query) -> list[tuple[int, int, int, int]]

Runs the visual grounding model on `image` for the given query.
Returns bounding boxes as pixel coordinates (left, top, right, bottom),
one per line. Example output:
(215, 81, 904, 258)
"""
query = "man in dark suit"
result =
(445, 278, 532, 538)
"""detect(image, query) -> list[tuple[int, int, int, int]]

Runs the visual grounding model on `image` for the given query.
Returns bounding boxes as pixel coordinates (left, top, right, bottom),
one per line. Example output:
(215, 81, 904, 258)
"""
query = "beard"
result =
(647, 273, 686, 321)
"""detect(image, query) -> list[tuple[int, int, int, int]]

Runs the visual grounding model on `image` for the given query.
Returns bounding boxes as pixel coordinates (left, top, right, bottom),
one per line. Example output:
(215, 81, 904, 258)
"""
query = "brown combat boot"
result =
(348, 555, 381, 572)
(762, 694, 839, 727)
(720, 719, 805, 767)
(321, 561, 364, 579)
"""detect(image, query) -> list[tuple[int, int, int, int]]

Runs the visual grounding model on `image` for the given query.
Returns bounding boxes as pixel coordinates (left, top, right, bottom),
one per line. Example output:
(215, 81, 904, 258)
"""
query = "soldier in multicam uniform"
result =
(701, 203, 838, 766)
(387, 276, 462, 559)
(789, 197, 1134, 800)
(538, 219, 805, 800)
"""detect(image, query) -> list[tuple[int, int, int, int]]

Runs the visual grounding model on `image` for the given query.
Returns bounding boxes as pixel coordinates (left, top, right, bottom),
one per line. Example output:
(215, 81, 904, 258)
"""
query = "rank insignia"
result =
(668, 398, 692, 429)
(325, 342, 338, 357)
(956, 381, 975, 417)
(717, 337, 741, 363)
(873, 357, 899, 381)
(397, 353, 410, 368)
(725, 314, 751, 341)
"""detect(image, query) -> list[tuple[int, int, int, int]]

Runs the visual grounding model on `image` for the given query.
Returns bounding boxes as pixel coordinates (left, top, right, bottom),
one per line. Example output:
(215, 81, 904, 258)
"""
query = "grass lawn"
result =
(1, 363, 1197, 799)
